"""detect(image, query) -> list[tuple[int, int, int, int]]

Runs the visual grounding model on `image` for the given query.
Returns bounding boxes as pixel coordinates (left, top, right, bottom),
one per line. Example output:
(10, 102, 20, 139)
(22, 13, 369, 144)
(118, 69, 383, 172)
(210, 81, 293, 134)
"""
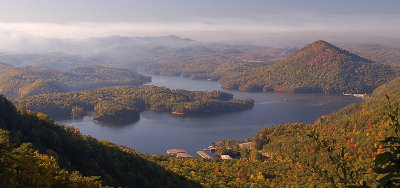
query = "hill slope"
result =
(221, 40, 396, 93)
(0, 65, 151, 97)
(0, 95, 200, 187)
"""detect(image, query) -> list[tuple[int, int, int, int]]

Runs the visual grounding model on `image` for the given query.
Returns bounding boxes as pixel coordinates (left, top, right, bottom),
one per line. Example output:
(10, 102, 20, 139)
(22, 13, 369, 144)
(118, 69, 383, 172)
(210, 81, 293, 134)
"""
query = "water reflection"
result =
(94, 117, 140, 128)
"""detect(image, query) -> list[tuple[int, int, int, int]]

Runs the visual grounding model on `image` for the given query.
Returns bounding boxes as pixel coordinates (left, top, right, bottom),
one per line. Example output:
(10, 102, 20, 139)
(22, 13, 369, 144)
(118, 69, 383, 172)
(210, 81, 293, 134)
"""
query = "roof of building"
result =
(167, 149, 188, 154)
(221, 155, 232, 160)
(197, 151, 213, 159)
(176, 152, 193, 158)
(239, 142, 253, 148)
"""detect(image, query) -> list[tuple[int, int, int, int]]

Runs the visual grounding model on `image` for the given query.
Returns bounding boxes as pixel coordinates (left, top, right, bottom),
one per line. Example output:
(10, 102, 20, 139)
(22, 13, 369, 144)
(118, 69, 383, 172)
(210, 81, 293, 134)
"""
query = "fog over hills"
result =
(0, 34, 200, 55)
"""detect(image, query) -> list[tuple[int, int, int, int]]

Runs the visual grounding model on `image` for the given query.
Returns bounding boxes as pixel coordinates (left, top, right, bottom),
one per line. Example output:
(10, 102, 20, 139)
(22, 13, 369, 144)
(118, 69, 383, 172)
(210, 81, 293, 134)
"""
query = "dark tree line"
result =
(0, 95, 201, 187)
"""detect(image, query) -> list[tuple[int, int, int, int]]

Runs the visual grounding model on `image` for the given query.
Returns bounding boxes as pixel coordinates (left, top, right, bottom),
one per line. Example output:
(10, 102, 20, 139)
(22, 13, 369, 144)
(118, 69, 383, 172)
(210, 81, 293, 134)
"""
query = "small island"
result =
(93, 100, 141, 122)
(17, 85, 254, 122)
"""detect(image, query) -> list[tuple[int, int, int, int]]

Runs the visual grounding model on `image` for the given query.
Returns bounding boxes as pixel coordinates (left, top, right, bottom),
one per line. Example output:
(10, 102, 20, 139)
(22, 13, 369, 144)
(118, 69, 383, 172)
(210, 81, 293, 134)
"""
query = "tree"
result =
(0, 129, 101, 187)
(374, 95, 400, 187)
(307, 130, 364, 187)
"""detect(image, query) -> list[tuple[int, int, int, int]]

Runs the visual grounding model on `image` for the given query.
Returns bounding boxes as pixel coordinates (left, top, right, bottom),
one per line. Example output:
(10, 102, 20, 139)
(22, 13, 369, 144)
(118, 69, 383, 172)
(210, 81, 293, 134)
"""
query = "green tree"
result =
(374, 95, 400, 187)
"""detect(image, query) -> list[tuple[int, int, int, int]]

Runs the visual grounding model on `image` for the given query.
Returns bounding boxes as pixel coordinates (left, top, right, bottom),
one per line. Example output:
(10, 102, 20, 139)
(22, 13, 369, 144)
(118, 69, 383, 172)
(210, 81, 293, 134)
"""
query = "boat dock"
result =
(197, 150, 213, 159)
(167, 149, 193, 158)
(203, 145, 216, 152)
(343, 93, 368, 98)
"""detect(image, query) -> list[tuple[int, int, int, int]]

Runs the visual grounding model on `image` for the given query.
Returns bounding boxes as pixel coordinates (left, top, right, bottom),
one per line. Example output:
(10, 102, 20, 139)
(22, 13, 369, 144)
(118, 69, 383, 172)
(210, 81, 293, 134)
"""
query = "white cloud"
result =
(0, 12, 398, 43)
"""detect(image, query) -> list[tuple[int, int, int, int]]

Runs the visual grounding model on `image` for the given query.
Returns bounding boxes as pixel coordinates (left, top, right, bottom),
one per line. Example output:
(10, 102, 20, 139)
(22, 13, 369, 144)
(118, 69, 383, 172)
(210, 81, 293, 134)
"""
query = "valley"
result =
(0, 38, 399, 187)
(2, 1, 400, 187)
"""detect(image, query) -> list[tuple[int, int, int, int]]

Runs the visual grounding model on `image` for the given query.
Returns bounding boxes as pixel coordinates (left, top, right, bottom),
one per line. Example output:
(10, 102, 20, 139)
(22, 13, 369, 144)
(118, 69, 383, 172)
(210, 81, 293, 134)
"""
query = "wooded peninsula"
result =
(17, 85, 254, 122)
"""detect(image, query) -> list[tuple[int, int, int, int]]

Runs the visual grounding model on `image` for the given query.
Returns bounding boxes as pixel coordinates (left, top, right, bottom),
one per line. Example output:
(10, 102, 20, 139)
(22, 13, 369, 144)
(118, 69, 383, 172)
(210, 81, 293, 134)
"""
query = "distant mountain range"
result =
(1, 36, 399, 95)
(221, 40, 397, 93)
(340, 43, 400, 65)
(0, 35, 200, 55)
(0, 36, 294, 80)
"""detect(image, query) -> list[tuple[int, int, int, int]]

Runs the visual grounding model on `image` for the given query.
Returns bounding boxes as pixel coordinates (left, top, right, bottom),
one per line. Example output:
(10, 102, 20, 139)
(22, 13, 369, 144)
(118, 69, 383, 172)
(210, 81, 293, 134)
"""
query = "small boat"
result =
(353, 93, 367, 98)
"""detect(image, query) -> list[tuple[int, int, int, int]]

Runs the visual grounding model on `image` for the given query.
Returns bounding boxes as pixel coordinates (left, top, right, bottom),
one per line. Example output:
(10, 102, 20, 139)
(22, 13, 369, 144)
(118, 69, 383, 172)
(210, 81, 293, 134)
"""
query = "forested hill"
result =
(0, 65, 151, 97)
(0, 95, 200, 187)
(221, 40, 396, 93)
(17, 85, 254, 121)
(246, 75, 400, 186)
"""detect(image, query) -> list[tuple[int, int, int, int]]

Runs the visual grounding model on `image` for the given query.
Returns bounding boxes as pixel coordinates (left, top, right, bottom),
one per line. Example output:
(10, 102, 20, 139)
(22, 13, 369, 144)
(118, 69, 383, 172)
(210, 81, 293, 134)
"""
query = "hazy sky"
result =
(0, 0, 399, 43)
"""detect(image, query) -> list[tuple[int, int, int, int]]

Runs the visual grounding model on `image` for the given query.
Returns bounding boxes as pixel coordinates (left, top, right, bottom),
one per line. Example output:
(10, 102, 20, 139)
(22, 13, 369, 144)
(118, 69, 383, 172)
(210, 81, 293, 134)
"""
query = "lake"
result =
(57, 75, 362, 156)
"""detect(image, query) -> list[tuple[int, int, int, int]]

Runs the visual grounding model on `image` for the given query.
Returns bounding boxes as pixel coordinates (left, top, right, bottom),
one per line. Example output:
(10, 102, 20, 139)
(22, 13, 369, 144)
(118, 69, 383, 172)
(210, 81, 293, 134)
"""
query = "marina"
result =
(167, 149, 193, 158)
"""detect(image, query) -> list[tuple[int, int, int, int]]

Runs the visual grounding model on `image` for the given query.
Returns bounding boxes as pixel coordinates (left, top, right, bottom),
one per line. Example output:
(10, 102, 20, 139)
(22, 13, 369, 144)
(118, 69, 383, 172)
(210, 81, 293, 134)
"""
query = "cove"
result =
(57, 75, 361, 156)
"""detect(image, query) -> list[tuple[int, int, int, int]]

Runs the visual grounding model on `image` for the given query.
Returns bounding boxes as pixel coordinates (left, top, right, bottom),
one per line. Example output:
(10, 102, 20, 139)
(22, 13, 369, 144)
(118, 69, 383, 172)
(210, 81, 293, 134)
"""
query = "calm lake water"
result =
(57, 75, 361, 156)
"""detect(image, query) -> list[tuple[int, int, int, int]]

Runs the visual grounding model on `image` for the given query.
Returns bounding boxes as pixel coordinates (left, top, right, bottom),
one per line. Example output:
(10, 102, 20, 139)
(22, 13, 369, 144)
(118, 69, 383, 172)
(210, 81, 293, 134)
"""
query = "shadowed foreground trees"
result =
(0, 94, 201, 187)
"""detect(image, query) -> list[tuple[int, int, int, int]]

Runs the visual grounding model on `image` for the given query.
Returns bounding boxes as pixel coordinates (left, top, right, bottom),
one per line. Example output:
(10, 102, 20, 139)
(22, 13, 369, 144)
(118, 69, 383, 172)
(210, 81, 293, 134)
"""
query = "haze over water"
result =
(58, 75, 361, 155)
